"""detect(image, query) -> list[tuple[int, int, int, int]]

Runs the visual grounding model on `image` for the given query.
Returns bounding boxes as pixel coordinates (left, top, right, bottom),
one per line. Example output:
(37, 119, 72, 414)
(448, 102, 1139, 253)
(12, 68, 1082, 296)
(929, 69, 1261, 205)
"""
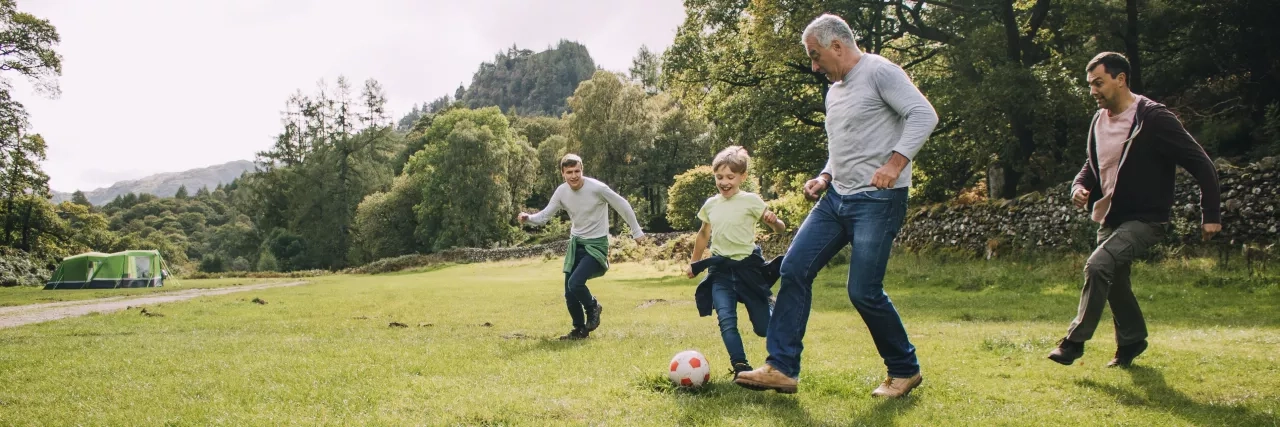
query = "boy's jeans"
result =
(565, 246, 602, 330)
(709, 267, 772, 364)
(765, 187, 920, 378)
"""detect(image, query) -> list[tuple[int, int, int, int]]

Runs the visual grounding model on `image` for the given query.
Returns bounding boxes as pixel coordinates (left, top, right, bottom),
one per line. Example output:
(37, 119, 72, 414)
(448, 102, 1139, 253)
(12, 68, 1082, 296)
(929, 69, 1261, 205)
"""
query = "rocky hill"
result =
(51, 160, 258, 206)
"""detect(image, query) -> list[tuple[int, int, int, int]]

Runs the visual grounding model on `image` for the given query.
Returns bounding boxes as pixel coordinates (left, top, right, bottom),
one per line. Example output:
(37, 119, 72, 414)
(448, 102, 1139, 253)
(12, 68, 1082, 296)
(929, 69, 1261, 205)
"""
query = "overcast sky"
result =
(13, 0, 687, 193)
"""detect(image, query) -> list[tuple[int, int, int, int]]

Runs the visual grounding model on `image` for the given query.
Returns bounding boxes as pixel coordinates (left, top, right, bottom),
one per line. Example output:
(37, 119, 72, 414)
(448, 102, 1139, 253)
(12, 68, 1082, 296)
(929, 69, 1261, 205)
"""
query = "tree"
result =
(349, 173, 424, 263)
(245, 76, 400, 270)
(638, 94, 712, 229)
(664, 0, 1102, 201)
(407, 107, 536, 251)
(173, 185, 189, 199)
(70, 190, 90, 207)
(0, 0, 63, 97)
(630, 45, 663, 95)
(566, 71, 654, 200)
(1, 134, 49, 249)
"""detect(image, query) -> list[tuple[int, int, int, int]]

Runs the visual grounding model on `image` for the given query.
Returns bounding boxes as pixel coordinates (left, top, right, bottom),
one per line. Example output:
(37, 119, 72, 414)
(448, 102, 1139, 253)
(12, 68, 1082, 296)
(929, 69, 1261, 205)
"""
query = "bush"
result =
(666, 165, 757, 231)
(230, 257, 251, 272)
(0, 251, 52, 287)
(344, 254, 436, 275)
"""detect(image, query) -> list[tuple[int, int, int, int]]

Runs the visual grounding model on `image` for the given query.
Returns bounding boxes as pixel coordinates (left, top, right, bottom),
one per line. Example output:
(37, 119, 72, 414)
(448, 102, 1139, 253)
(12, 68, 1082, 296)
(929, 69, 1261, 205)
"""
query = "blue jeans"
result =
(709, 268, 773, 364)
(565, 246, 602, 329)
(765, 187, 919, 378)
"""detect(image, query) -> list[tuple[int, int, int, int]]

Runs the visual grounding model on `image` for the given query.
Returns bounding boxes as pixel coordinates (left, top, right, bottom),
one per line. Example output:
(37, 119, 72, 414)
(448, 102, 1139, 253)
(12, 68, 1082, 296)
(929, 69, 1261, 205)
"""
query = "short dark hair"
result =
(1086, 52, 1131, 84)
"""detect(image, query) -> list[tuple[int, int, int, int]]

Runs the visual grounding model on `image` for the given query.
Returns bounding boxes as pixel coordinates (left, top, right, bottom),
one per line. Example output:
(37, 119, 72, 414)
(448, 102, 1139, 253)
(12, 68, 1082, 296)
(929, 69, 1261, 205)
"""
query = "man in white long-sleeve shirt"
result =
(520, 154, 646, 340)
(735, 13, 938, 398)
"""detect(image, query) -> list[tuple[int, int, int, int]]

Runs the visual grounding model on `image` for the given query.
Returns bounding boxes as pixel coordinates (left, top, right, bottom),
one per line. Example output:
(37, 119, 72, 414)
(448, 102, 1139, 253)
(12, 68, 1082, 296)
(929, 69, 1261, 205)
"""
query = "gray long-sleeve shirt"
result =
(526, 177, 645, 239)
(821, 53, 939, 195)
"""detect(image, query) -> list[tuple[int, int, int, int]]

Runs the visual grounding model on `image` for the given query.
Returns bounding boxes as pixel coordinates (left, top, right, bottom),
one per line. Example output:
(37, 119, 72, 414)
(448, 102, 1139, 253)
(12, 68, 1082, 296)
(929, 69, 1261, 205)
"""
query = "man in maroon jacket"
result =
(1048, 52, 1222, 368)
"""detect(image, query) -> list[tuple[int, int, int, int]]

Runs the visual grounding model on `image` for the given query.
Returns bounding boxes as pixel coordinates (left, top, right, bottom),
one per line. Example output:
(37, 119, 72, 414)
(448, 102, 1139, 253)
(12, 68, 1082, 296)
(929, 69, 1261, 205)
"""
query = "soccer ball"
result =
(668, 350, 711, 388)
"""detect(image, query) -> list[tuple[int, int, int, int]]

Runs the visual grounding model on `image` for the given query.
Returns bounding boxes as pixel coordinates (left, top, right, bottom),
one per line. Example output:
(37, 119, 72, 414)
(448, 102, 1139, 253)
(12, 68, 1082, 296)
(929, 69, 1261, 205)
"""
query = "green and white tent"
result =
(44, 250, 171, 290)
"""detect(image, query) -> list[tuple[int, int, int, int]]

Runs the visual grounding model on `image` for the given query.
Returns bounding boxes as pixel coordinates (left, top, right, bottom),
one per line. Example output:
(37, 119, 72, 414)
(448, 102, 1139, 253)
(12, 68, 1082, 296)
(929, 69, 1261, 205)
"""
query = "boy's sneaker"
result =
(585, 301, 603, 331)
(1107, 340, 1148, 368)
(1047, 338, 1085, 365)
(558, 328, 589, 340)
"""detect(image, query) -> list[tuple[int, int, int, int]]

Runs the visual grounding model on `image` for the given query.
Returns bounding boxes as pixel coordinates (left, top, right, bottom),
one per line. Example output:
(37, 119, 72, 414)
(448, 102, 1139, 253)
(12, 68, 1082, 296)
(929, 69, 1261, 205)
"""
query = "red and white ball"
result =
(668, 350, 711, 388)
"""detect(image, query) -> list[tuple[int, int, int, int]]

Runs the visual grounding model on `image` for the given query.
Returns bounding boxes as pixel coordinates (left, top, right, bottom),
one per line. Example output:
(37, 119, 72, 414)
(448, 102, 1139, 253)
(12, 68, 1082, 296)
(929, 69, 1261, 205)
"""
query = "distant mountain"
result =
(51, 160, 259, 206)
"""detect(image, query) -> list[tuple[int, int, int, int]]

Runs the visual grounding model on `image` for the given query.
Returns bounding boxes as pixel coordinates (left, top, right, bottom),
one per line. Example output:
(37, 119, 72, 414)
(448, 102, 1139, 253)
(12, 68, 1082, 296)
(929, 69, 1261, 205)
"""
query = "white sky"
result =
(13, 0, 687, 193)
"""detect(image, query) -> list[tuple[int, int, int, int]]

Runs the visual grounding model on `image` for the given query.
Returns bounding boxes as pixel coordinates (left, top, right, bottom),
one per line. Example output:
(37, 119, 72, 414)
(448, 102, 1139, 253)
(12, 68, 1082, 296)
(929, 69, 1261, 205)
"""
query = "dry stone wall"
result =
(898, 157, 1280, 254)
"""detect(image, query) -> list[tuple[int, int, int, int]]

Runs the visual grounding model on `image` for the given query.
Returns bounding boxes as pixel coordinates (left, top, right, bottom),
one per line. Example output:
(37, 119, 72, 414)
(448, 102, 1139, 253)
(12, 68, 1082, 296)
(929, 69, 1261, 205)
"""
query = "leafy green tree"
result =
(566, 71, 654, 199)
(407, 107, 535, 251)
(349, 173, 424, 264)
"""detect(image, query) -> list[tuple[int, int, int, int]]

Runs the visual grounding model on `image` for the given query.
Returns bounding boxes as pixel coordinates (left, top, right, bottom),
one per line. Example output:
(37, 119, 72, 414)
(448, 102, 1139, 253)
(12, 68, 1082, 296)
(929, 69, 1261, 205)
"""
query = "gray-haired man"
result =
(734, 13, 938, 398)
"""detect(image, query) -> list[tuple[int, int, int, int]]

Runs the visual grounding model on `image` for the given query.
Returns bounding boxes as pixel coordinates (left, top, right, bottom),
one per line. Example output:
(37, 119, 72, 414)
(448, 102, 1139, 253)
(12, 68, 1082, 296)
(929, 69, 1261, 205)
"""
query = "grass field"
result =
(0, 254, 1277, 426)
(0, 278, 292, 308)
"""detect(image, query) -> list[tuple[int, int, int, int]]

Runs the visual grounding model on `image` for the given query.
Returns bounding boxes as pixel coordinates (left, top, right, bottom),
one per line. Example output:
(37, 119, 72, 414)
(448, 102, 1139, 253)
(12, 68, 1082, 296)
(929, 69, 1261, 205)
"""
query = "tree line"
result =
(2, 0, 1276, 282)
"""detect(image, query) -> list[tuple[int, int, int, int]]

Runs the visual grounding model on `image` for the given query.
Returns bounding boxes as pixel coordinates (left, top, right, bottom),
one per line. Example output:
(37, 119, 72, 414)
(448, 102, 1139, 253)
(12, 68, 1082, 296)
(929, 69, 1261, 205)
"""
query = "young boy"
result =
(686, 146, 787, 377)
(520, 153, 647, 340)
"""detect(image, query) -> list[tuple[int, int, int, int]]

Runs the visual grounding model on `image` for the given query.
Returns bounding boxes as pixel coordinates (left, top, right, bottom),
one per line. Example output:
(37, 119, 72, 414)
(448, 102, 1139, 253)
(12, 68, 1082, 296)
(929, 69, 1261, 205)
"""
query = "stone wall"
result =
(898, 157, 1280, 254)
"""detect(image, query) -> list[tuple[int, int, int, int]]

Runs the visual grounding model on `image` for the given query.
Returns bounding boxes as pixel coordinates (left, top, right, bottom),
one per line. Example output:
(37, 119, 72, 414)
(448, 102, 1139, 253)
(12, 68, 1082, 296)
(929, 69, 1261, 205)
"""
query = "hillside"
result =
(51, 160, 258, 206)
(460, 40, 598, 116)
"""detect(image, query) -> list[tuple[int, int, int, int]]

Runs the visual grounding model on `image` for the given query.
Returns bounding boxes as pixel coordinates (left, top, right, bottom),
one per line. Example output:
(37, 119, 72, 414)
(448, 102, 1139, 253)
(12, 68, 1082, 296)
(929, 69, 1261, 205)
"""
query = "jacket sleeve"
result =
(1149, 108, 1221, 224)
(1071, 160, 1096, 198)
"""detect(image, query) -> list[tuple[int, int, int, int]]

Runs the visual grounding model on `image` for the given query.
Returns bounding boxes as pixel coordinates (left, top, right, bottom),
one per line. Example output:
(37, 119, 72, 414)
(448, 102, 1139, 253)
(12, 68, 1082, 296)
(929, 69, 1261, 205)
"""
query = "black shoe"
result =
(558, 328, 589, 340)
(1048, 338, 1085, 365)
(585, 301, 603, 332)
(1107, 340, 1148, 368)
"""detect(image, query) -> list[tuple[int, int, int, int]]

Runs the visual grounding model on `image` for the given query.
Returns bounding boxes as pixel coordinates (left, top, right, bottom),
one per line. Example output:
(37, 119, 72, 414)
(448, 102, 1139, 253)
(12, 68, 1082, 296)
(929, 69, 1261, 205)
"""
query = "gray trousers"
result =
(1066, 220, 1165, 345)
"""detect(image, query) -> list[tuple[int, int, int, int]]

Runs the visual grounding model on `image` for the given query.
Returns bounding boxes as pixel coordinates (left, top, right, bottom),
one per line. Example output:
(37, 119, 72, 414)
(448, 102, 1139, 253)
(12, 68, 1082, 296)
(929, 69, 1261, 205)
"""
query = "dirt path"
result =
(0, 281, 309, 329)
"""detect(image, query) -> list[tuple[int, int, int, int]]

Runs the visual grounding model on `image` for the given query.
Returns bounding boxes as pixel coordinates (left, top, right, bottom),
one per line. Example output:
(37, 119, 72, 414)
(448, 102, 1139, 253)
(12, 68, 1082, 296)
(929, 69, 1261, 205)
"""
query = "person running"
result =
(734, 13, 938, 398)
(520, 153, 647, 340)
(1048, 52, 1221, 367)
(686, 145, 787, 379)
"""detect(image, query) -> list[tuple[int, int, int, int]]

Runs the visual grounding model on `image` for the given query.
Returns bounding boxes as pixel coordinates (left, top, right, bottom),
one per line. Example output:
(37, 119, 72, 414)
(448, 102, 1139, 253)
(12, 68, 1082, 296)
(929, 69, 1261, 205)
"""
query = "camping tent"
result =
(44, 250, 170, 290)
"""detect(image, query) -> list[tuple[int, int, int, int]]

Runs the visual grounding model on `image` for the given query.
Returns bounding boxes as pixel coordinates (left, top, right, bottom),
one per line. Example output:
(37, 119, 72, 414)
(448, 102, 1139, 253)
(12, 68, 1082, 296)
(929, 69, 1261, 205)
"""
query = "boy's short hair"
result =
(560, 153, 583, 170)
(712, 146, 750, 174)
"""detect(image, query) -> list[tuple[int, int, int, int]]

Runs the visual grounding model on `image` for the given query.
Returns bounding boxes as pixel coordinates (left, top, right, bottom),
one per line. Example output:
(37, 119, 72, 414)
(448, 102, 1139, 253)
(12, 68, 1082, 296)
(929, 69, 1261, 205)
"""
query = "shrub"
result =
(666, 165, 757, 231)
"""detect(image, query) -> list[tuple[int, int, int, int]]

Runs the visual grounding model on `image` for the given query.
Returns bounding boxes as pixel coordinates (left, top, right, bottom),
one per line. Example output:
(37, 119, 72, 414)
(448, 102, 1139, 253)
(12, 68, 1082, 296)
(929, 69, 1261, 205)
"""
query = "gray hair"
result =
(802, 14, 857, 50)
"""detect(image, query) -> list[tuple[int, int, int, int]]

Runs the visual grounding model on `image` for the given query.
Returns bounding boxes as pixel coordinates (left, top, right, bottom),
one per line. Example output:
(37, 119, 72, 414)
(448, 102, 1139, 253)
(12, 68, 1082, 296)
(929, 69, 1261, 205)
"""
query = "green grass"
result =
(0, 255, 1277, 426)
(0, 278, 290, 308)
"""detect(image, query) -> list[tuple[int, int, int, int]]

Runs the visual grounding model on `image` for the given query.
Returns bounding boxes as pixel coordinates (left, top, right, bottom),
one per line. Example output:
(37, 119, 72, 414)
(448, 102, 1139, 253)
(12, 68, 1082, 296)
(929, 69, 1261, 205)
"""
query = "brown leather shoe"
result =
(1107, 340, 1148, 368)
(1048, 338, 1084, 365)
(733, 363, 798, 393)
(871, 373, 923, 398)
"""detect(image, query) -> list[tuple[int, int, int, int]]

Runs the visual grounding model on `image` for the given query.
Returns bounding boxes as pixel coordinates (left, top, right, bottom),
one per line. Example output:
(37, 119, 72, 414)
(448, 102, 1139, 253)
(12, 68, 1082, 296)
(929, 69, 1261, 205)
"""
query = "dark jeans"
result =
(565, 246, 603, 330)
(765, 187, 919, 378)
(709, 268, 773, 364)
(1066, 220, 1165, 345)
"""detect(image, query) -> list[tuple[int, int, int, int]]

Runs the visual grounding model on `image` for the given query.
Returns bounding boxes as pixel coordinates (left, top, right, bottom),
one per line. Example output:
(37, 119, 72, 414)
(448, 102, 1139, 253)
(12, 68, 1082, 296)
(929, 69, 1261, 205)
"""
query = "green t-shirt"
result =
(697, 191, 768, 260)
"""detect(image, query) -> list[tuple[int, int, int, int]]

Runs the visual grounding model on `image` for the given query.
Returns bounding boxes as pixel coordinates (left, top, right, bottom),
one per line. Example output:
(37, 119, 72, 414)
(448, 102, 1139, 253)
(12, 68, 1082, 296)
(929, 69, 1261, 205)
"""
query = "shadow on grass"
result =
(635, 371, 920, 425)
(802, 259, 1280, 328)
(613, 275, 693, 288)
(497, 335, 589, 359)
(1077, 366, 1279, 426)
